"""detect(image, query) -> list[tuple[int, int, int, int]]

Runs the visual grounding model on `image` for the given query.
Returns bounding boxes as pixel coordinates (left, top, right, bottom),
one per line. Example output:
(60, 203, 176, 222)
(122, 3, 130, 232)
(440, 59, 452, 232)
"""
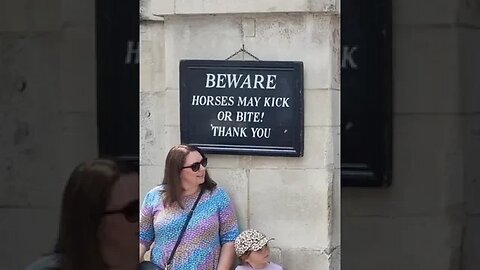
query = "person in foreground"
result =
(139, 144, 239, 270)
(234, 229, 283, 270)
(25, 158, 139, 270)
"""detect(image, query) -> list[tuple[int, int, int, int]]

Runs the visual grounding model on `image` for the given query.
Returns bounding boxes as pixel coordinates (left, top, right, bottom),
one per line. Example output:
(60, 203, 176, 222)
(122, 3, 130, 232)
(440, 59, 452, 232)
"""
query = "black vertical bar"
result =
(96, 0, 139, 159)
(341, 0, 392, 186)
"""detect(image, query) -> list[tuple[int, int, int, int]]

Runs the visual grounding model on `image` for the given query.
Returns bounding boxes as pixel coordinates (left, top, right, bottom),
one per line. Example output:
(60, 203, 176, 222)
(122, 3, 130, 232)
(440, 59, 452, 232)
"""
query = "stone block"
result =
(61, 0, 95, 27)
(140, 39, 155, 93)
(0, 156, 27, 207)
(164, 14, 338, 90)
(0, 112, 11, 154)
(465, 114, 480, 214)
(332, 126, 340, 169)
(10, 108, 95, 207)
(243, 14, 334, 89)
(164, 89, 180, 126)
(31, 0, 62, 32)
(342, 216, 461, 270)
(456, 0, 480, 27)
(393, 0, 457, 25)
(206, 155, 248, 169)
(282, 248, 329, 270)
(164, 125, 181, 152)
(394, 27, 460, 114)
(304, 89, 339, 127)
(151, 0, 174, 16)
(0, 0, 29, 32)
(311, 0, 339, 13)
(249, 169, 331, 249)
(140, 21, 165, 93)
(24, 160, 68, 209)
(250, 126, 335, 169)
(8, 134, 66, 208)
(57, 112, 98, 157)
(269, 247, 283, 267)
(59, 28, 96, 113)
(141, 0, 165, 21)
(464, 217, 480, 270)
(58, 112, 97, 146)
(0, 208, 59, 269)
(330, 169, 341, 248)
(343, 114, 464, 217)
(328, 244, 340, 270)
(164, 15, 243, 90)
(139, 165, 164, 200)
(330, 16, 340, 91)
(140, 92, 165, 166)
(152, 0, 338, 15)
(0, 34, 60, 112)
(459, 28, 480, 113)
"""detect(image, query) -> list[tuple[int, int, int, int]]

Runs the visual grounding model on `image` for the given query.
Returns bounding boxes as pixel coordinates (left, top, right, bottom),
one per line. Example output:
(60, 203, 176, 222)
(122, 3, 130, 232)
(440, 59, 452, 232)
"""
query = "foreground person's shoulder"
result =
(25, 254, 61, 270)
(211, 186, 231, 197)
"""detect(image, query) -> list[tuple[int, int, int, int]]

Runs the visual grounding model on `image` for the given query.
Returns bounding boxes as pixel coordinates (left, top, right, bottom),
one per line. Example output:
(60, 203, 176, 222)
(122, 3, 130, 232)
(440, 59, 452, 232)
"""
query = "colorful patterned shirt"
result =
(140, 185, 239, 270)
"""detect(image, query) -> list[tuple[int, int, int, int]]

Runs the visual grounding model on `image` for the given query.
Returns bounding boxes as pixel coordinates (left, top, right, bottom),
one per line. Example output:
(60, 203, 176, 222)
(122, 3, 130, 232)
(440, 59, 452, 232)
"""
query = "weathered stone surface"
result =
(151, 0, 339, 16)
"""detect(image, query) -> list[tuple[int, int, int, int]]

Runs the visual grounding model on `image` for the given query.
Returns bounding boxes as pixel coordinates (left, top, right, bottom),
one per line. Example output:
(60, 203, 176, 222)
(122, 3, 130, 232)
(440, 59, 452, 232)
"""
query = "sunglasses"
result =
(103, 200, 139, 223)
(181, 157, 208, 172)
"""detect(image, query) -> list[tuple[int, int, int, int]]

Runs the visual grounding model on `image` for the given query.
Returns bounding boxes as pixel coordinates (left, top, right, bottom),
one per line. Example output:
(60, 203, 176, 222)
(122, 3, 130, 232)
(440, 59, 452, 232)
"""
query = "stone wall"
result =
(0, 1, 97, 268)
(140, 1, 341, 269)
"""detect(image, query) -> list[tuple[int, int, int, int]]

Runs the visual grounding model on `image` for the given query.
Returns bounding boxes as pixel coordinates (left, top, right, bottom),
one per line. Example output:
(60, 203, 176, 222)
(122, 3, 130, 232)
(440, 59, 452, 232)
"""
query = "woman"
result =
(26, 158, 139, 270)
(139, 144, 239, 270)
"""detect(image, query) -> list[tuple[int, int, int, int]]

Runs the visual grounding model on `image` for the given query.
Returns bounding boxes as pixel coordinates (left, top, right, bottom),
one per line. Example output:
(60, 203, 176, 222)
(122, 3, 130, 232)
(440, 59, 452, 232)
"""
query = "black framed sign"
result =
(96, 0, 139, 159)
(180, 60, 304, 157)
(341, 0, 392, 186)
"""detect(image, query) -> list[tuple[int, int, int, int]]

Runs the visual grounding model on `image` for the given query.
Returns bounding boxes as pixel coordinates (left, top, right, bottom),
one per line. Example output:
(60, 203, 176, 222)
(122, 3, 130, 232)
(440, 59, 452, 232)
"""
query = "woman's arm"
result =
(139, 189, 158, 262)
(217, 242, 235, 270)
(216, 188, 240, 270)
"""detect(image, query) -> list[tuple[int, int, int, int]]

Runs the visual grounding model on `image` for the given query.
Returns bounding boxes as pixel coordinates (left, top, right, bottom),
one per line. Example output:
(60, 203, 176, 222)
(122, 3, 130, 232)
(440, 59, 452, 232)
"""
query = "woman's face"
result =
(180, 151, 206, 192)
(98, 172, 139, 267)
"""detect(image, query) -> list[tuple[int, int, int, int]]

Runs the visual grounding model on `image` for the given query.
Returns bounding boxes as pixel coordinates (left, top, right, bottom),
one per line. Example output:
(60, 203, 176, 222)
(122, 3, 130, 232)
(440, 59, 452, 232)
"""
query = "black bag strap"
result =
(166, 188, 204, 267)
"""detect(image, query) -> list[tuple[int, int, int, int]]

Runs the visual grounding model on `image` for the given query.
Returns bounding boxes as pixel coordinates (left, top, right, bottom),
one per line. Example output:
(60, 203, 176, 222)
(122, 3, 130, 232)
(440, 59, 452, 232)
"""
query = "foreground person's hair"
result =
(54, 158, 137, 270)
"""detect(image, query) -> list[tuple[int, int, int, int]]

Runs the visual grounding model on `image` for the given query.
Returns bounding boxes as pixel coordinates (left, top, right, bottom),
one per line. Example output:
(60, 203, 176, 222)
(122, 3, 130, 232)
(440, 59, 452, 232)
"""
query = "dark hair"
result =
(162, 144, 216, 208)
(54, 158, 138, 270)
(239, 245, 270, 265)
(239, 251, 252, 265)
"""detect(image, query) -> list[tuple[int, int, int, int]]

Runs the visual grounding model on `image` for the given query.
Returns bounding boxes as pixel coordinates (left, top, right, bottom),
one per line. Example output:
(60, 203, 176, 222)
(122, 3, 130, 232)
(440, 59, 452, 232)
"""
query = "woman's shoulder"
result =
(207, 186, 232, 200)
(142, 185, 165, 206)
(25, 254, 61, 270)
(146, 185, 165, 198)
(209, 186, 227, 196)
(149, 184, 165, 193)
(205, 186, 235, 209)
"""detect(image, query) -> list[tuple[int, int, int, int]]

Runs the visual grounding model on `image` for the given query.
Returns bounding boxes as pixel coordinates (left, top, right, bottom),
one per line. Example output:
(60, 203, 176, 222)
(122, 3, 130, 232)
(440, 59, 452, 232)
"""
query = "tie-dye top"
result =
(140, 185, 239, 270)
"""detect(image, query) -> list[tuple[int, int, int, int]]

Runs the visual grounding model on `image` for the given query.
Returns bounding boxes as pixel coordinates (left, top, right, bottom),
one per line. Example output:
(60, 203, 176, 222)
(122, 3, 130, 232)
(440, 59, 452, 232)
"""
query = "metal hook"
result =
(225, 45, 260, 61)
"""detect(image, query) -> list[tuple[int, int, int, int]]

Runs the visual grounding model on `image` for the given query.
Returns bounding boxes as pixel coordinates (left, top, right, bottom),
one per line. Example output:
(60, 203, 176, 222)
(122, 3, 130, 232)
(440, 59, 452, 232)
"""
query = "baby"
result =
(234, 229, 283, 270)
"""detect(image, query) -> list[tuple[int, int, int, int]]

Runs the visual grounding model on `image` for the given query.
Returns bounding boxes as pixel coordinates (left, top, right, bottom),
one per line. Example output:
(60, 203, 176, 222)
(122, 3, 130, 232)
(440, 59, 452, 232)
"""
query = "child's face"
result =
(245, 245, 270, 267)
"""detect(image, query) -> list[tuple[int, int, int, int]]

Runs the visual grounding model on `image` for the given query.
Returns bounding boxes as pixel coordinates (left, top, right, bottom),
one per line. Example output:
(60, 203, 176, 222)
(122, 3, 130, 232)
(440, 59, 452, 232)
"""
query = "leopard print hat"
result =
(234, 229, 274, 257)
